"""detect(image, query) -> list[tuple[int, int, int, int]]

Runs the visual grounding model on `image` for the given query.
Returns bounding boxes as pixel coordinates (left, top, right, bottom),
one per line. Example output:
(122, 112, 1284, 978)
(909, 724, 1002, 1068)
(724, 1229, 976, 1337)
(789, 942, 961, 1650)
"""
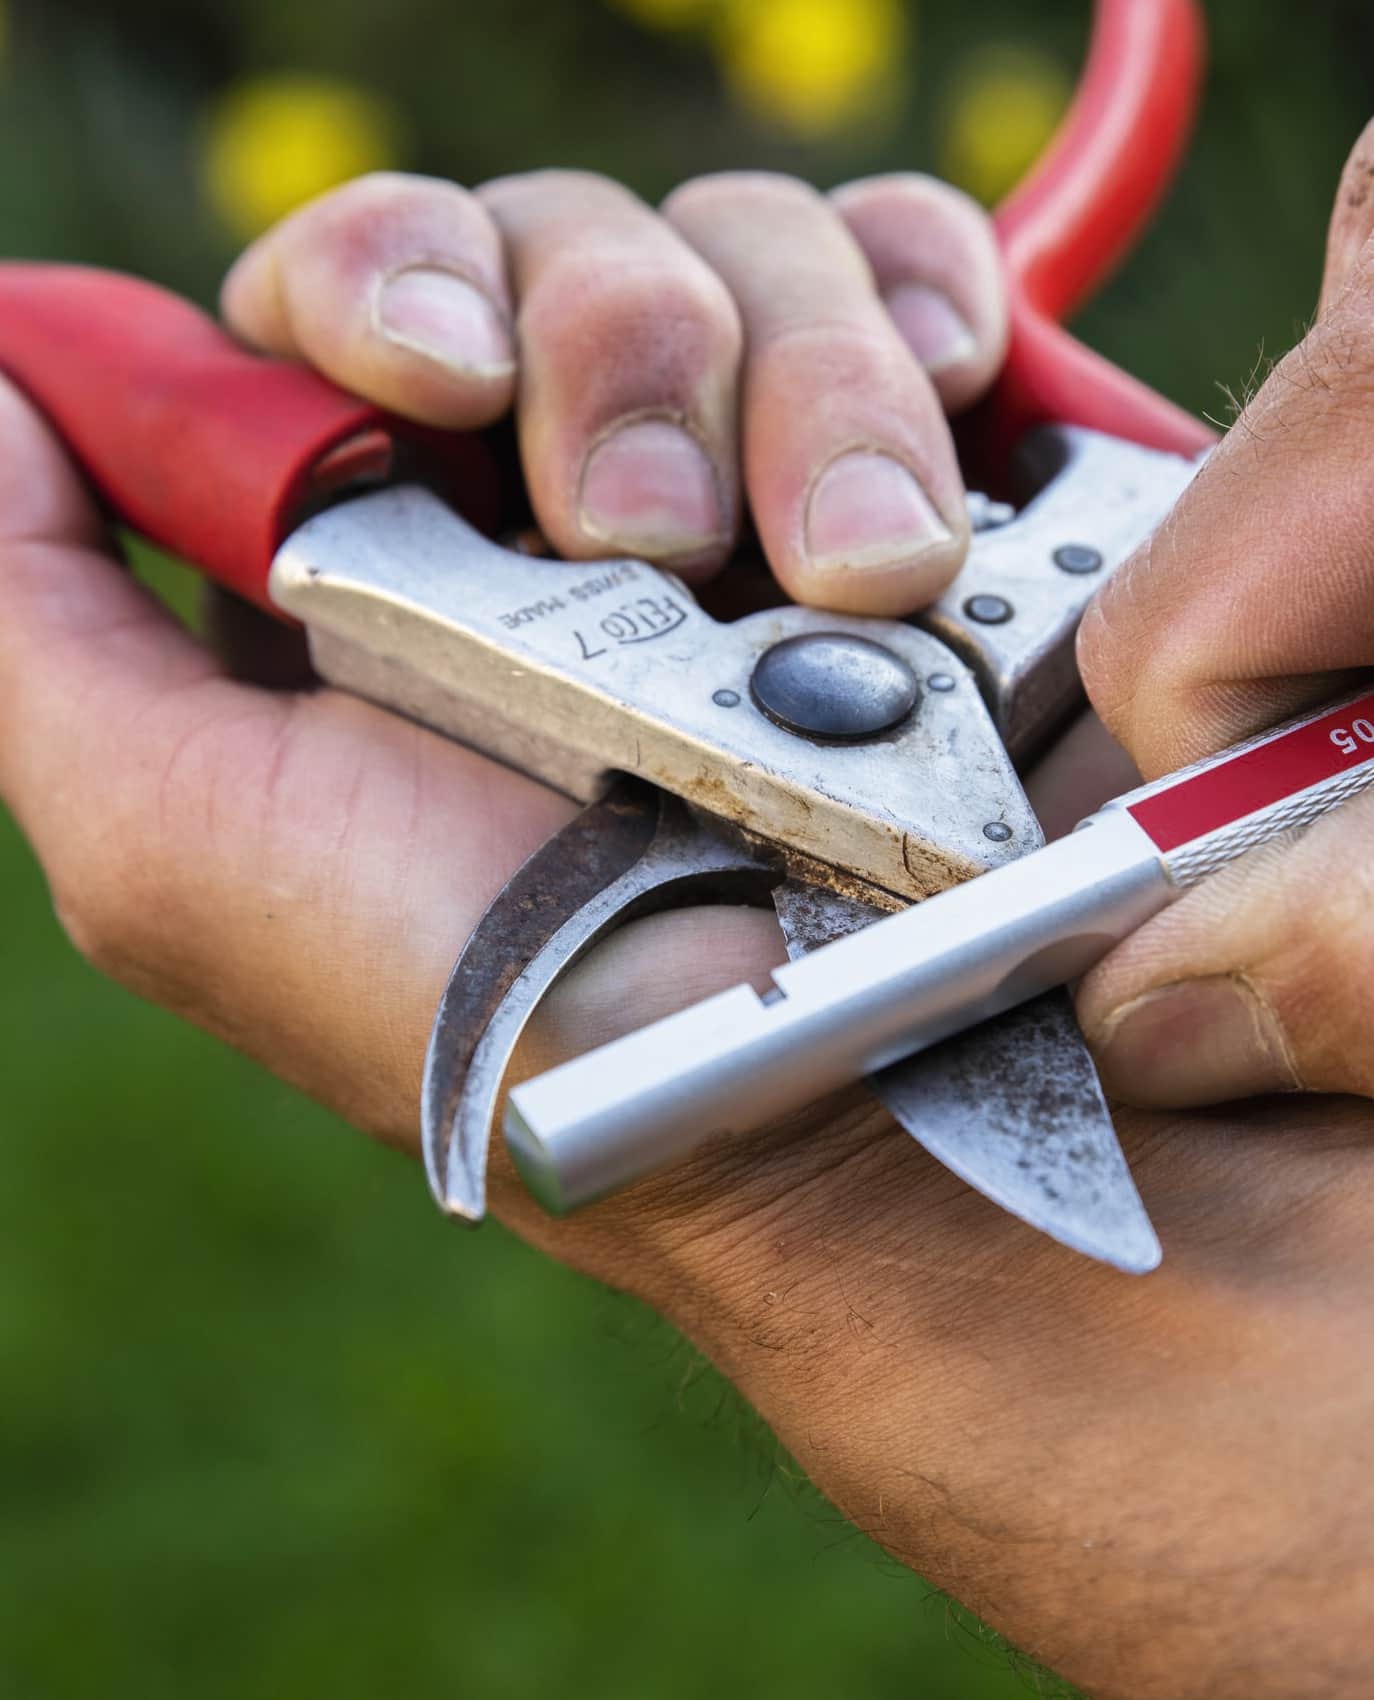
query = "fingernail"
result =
(1094, 975, 1298, 1108)
(805, 451, 951, 572)
(374, 266, 515, 376)
(579, 420, 726, 558)
(884, 283, 978, 373)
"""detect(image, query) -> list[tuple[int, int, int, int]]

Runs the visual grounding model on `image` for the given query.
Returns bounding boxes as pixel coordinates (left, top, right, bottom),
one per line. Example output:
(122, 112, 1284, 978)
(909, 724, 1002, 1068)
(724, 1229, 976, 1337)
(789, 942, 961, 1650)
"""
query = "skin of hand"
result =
(1075, 118, 1374, 1113)
(221, 169, 1006, 616)
(5, 158, 1374, 1700)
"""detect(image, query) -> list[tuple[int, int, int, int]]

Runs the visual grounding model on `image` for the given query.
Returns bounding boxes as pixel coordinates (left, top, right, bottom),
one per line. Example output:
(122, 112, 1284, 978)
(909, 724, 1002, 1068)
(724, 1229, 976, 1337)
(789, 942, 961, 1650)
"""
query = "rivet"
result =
(983, 821, 1013, 843)
(749, 632, 919, 741)
(966, 492, 1016, 532)
(712, 688, 741, 708)
(927, 672, 956, 692)
(1052, 543, 1103, 575)
(964, 594, 1013, 625)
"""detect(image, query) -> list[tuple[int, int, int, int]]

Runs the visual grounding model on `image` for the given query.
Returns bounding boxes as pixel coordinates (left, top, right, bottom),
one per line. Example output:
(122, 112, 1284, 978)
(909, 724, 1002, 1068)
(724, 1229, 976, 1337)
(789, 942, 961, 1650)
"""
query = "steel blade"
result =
(869, 994, 1159, 1273)
(771, 880, 1159, 1273)
(422, 779, 660, 1219)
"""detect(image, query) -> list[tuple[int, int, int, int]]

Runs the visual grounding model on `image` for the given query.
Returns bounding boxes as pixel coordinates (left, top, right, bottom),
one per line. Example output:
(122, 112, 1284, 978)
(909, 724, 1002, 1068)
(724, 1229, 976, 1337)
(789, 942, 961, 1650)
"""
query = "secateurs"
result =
(0, 0, 1216, 1273)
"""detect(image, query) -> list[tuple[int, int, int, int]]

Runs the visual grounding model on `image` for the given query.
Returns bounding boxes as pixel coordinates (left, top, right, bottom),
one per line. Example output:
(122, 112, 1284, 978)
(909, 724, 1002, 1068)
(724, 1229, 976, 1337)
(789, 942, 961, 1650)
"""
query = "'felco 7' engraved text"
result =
(574, 596, 689, 660)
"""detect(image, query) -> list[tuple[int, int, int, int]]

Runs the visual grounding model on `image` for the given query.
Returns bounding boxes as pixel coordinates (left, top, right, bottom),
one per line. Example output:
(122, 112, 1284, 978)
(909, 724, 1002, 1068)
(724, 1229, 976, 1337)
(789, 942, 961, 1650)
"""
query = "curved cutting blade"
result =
(422, 780, 778, 1221)
(422, 780, 660, 1218)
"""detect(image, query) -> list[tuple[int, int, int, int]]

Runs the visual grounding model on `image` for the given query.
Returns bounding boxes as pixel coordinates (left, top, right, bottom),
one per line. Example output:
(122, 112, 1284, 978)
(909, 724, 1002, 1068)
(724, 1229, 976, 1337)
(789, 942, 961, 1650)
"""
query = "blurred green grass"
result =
(1, 2, 1372, 1695)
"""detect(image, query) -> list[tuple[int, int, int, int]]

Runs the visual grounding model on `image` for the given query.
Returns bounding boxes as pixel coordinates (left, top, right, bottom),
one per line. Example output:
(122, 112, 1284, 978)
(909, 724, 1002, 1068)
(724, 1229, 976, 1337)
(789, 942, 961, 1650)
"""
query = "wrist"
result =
(495, 906, 1374, 1699)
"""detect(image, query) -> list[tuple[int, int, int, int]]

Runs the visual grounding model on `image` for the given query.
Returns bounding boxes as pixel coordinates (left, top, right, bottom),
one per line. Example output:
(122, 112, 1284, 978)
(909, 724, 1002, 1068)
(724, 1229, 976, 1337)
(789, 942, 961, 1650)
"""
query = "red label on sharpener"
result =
(1128, 691, 1374, 854)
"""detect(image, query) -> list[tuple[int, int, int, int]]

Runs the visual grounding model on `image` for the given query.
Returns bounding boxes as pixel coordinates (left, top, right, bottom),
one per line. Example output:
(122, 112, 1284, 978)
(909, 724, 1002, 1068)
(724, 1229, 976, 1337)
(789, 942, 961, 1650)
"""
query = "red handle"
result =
(0, 265, 492, 612)
(989, 0, 1217, 463)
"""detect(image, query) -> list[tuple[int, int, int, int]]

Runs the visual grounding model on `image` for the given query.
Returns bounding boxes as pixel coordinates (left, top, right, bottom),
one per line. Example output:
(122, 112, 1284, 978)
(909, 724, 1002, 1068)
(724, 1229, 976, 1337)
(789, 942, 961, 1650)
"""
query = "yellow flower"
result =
(608, 0, 718, 30)
(939, 47, 1071, 206)
(718, 0, 906, 138)
(202, 74, 404, 241)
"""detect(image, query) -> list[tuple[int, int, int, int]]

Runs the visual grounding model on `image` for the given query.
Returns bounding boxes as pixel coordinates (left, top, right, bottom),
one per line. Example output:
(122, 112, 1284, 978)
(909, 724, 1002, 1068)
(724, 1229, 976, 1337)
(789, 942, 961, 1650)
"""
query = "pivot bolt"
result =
(750, 632, 919, 741)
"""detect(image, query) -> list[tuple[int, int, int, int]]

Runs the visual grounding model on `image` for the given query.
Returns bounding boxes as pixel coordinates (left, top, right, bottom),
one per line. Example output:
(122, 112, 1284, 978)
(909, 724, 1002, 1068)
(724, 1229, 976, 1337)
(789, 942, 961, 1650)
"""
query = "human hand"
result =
(7, 158, 1374, 1700)
(1075, 120, 1374, 1112)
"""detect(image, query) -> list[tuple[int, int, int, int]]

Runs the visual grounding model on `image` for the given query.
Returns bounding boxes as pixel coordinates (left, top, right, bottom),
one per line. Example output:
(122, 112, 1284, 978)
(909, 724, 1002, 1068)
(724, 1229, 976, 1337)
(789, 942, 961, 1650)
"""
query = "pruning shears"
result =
(0, 0, 1222, 1274)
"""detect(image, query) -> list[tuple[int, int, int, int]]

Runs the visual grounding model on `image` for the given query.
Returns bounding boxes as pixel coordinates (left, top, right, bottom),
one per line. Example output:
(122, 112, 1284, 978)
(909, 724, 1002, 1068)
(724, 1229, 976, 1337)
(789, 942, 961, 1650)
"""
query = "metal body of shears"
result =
(0, 0, 1214, 1273)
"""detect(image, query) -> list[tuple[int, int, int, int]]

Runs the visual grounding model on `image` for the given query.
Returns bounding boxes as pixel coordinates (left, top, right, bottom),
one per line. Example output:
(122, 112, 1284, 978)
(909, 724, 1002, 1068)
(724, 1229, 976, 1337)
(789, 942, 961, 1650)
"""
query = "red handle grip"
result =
(989, 0, 1217, 463)
(0, 265, 493, 612)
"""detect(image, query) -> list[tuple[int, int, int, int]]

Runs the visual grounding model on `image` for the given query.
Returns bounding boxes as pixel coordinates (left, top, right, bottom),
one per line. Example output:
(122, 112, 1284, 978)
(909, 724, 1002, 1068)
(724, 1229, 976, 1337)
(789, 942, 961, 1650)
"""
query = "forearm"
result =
(547, 982, 1374, 1700)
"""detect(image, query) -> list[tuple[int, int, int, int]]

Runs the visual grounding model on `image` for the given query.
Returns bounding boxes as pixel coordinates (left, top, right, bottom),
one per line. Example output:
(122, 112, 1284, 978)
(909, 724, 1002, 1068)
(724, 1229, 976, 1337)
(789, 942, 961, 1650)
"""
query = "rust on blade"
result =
(870, 992, 1160, 1273)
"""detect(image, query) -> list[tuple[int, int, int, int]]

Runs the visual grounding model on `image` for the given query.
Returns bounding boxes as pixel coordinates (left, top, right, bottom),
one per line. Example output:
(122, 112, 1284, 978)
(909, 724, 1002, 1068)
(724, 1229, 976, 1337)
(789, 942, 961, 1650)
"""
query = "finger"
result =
(1319, 118, 1374, 316)
(220, 172, 516, 429)
(832, 173, 1008, 415)
(478, 170, 741, 579)
(664, 171, 969, 617)
(1076, 791, 1374, 1108)
(1078, 126, 1374, 779)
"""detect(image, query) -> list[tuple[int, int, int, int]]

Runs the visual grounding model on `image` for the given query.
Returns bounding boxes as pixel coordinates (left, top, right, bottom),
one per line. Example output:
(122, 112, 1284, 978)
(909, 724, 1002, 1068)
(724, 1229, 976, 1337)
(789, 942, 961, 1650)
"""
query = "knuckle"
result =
(291, 172, 498, 280)
(750, 312, 897, 384)
(332, 169, 470, 211)
(1075, 541, 1183, 759)
(328, 167, 430, 202)
(1332, 120, 1374, 230)
(299, 170, 462, 231)
(480, 168, 642, 221)
(1074, 594, 1124, 716)
(521, 245, 741, 374)
(520, 168, 630, 201)
(833, 170, 986, 224)
(664, 169, 826, 224)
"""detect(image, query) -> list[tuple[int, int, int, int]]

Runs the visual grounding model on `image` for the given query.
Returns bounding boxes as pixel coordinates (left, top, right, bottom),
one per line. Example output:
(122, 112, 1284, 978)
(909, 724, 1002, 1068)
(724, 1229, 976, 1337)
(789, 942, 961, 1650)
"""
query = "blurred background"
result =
(0, 2, 1370, 1695)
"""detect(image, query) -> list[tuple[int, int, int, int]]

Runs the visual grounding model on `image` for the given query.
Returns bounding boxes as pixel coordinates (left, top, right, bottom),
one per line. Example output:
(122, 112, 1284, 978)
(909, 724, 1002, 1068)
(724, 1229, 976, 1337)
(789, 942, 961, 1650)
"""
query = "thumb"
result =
(1320, 117, 1374, 317)
(1076, 787, 1374, 1107)
(1078, 120, 1374, 779)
